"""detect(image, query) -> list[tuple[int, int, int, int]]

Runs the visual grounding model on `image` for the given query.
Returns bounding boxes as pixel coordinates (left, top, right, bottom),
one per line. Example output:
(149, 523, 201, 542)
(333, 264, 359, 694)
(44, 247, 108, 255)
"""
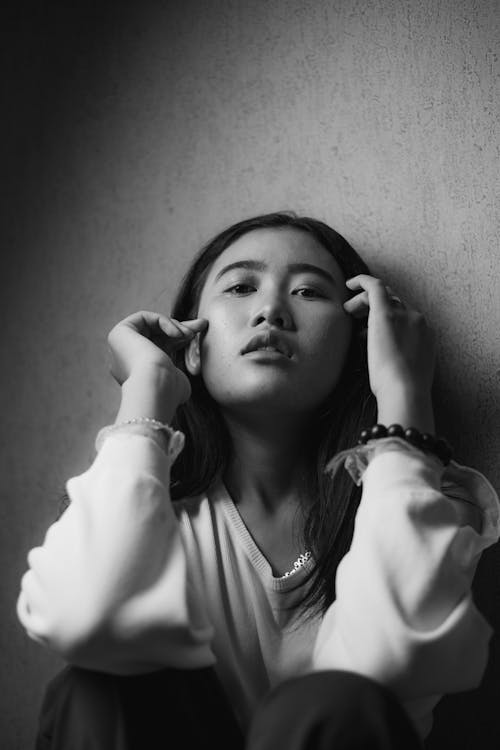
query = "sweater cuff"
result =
(326, 437, 443, 486)
(95, 423, 185, 463)
(327, 439, 500, 548)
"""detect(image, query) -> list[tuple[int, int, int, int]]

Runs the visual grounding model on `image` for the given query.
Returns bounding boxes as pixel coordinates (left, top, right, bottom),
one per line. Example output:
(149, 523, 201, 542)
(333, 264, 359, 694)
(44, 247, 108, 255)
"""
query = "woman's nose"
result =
(250, 296, 294, 330)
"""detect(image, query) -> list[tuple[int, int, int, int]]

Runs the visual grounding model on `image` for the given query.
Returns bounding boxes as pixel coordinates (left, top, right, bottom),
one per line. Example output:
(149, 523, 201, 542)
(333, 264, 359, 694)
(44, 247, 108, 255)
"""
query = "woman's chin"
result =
(203, 367, 336, 415)
(216, 386, 321, 418)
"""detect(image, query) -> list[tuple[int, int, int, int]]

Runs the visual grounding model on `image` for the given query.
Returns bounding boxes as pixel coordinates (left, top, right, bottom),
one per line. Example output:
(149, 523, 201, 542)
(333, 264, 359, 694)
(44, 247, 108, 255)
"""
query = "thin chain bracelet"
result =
(116, 418, 167, 428)
(95, 418, 183, 455)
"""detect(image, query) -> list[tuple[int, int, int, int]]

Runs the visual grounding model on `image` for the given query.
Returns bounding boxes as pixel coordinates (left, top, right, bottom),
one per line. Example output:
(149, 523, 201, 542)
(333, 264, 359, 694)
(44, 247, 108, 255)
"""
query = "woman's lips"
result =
(243, 347, 290, 360)
(241, 331, 292, 358)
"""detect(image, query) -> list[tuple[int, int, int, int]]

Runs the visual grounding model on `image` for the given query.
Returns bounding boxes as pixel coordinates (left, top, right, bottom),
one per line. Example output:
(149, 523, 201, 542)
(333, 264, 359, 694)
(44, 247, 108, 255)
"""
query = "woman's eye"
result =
(226, 283, 255, 295)
(294, 287, 323, 298)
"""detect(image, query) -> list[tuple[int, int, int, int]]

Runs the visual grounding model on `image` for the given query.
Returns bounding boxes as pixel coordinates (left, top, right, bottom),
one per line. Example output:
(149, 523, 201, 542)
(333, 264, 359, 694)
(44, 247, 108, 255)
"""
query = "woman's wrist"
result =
(115, 366, 182, 425)
(376, 385, 435, 435)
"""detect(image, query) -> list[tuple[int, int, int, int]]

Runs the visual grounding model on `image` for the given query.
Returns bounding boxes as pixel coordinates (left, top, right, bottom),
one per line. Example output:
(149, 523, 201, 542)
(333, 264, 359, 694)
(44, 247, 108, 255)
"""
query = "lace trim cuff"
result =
(325, 437, 500, 545)
(326, 437, 443, 486)
(95, 423, 185, 462)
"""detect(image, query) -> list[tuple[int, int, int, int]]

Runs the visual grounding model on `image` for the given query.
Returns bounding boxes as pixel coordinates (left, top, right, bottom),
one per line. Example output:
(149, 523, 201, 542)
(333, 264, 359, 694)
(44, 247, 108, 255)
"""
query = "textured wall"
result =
(2, 1, 499, 746)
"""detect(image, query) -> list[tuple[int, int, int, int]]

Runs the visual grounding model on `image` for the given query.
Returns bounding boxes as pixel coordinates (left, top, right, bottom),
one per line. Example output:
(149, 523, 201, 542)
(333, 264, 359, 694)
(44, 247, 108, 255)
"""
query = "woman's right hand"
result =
(107, 311, 208, 406)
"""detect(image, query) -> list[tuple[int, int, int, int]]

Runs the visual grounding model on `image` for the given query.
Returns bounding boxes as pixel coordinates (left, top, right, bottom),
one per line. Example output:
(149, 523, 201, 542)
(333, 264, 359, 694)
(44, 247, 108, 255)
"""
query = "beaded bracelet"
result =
(358, 423, 453, 466)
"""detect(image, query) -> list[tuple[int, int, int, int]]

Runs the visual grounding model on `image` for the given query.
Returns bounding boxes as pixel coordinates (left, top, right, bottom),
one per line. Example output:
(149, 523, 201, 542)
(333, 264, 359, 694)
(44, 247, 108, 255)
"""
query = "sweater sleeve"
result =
(312, 446, 500, 739)
(16, 432, 215, 674)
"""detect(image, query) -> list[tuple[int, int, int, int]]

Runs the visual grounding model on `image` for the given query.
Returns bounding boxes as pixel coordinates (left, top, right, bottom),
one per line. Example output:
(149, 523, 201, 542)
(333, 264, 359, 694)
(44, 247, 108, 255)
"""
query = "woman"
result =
(18, 213, 499, 749)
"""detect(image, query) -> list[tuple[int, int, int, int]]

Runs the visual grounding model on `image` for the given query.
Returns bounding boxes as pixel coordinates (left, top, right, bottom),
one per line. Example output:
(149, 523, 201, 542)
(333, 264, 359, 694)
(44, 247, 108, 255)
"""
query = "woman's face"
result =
(188, 227, 353, 417)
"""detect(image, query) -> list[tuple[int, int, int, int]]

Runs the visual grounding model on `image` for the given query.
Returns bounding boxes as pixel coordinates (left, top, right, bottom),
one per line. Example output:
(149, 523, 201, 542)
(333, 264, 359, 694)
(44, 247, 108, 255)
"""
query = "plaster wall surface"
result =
(2, 1, 499, 746)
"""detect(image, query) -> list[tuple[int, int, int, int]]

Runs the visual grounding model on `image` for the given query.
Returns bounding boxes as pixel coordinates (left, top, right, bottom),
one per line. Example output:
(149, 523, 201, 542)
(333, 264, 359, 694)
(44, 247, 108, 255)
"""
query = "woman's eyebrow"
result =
(214, 260, 337, 286)
(287, 263, 338, 287)
(214, 260, 267, 282)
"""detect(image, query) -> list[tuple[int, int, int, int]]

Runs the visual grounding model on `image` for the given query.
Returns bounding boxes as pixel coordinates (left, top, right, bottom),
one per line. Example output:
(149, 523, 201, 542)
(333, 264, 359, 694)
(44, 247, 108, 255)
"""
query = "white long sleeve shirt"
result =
(17, 431, 500, 737)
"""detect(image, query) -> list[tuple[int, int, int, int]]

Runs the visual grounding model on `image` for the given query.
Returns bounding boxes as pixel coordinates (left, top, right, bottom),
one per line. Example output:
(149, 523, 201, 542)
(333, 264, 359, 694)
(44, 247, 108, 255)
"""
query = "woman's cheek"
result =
(312, 316, 352, 373)
(314, 310, 351, 348)
(200, 318, 233, 370)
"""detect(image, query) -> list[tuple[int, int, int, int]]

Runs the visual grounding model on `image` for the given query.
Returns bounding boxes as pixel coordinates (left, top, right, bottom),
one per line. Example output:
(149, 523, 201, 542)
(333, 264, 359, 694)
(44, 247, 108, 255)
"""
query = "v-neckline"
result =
(210, 481, 315, 592)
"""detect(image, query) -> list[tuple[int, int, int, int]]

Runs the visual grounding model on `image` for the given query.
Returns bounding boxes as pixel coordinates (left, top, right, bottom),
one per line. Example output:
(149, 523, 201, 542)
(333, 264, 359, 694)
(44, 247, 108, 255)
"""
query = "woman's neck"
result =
(222, 408, 312, 514)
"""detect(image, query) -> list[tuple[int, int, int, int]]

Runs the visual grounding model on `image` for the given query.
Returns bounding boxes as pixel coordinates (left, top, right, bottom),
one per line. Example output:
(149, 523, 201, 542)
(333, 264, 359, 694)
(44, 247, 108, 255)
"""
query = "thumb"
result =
(180, 318, 209, 331)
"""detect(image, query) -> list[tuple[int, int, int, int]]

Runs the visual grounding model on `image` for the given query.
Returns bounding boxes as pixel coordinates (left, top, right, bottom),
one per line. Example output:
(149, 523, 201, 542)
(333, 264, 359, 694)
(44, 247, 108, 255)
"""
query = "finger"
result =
(344, 282, 408, 312)
(173, 319, 198, 337)
(384, 286, 408, 310)
(173, 319, 208, 342)
(157, 317, 203, 353)
(346, 275, 391, 312)
(119, 310, 160, 331)
(158, 317, 191, 339)
(346, 283, 398, 303)
(180, 317, 209, 331)
(343, 291, 369, 318)
(120, 311, 182, 339)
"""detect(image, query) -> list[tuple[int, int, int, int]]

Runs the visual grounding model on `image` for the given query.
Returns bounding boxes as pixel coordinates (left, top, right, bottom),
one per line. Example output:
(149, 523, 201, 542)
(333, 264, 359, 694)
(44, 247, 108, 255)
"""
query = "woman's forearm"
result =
(376, 385, 435, 434)
(115, 366, 182, 425)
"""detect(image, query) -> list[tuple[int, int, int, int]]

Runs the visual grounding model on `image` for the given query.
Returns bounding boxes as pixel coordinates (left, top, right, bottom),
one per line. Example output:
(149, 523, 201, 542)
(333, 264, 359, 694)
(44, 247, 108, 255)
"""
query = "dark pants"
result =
(36, 667, 422, 750)
(248, 671, 423, 750)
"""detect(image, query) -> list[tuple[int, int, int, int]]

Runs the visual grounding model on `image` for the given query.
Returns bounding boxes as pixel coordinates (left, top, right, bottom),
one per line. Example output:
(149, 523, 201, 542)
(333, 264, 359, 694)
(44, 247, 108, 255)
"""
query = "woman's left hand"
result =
(343, 275, 436, 420)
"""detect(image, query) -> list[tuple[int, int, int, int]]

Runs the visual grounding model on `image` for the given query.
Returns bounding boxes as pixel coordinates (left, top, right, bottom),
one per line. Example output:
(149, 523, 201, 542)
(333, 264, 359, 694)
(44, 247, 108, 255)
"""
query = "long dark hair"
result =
(170, 212, 377, 617)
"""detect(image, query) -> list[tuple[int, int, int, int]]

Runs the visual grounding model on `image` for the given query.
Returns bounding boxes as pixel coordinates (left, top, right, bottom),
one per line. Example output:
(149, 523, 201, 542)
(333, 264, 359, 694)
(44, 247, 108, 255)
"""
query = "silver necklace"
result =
(281, 550, 312, 578)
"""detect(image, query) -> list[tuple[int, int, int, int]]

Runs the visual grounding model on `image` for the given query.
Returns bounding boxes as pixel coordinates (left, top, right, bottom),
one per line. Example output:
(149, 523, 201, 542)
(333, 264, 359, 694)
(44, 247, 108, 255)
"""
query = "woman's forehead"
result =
(206, 227, 345, 284)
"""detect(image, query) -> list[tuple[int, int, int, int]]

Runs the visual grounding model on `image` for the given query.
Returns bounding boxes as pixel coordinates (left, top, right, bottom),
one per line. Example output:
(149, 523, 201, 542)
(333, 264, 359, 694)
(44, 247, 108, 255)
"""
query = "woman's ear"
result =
(184, 334, 201, 375)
